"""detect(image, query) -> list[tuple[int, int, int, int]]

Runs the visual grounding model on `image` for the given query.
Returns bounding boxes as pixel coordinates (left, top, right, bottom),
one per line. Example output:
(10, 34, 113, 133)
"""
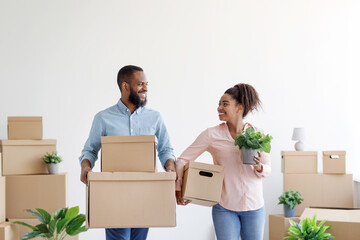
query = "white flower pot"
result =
(47, 163, 60, 174)
(241, 147, 259, 165)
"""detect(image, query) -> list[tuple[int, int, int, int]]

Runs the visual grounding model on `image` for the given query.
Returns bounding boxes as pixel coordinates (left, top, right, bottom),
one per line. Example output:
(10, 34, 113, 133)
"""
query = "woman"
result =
(175, 83, 271, 240)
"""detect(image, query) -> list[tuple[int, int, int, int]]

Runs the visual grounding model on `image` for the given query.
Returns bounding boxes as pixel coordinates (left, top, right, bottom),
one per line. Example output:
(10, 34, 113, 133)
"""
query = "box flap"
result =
(184, 161, 224, 173)
(101, 135, 156, 144)
(323, 151, 346, 156)
(281, 151, 317, 156)
(8, 116, 42, 122)
(88, 172, 176, 181)
(0, 139, 56, 146)
(301, 207, 360, 222)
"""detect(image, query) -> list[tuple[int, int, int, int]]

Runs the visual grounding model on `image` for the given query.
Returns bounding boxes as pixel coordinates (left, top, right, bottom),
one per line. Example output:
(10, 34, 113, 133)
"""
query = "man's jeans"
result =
(106, 228, 149, 240)
(212, 204, 265, 240)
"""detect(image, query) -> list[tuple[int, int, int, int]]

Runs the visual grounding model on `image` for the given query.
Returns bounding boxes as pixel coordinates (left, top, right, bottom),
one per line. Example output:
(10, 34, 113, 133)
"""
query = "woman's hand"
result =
(176, 191, 191, 205)
(253, 151, 263, 173)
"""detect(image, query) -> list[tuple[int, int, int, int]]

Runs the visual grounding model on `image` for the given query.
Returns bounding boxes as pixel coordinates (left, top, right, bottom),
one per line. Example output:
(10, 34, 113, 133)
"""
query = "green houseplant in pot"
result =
(234, 126, 273, 164)
(286, 215, 335, 239)
(13, 206, 87, 240)
(278, 190, 304, 217)
(43, 152, 63, 174)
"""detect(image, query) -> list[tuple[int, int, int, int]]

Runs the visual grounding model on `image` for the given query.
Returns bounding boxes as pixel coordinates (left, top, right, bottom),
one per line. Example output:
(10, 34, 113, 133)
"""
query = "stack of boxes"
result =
(269, 150, 355, 240)
(0, 117, 76, 240)
(86, 135, 176, 228)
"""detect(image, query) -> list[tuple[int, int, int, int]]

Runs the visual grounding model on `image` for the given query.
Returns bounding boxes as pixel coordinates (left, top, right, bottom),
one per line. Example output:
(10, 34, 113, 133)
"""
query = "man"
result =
(79, 65, 176, 240)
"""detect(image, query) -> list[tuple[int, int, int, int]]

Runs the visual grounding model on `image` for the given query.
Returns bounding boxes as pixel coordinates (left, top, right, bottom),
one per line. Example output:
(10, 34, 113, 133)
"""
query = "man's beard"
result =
(129, 87, 147, 107)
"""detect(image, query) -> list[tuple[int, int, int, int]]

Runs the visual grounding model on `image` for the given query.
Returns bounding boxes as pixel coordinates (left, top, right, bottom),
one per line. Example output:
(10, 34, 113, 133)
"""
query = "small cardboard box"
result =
(0, 222, 19, 240)
(6, 174, 67, 219)
(0, 177, 5, 223)
(86, 172, 176, 228)
(101, 135, 157, 172)
(281, 151, 317, 174)
(284, 173, 353, 216)
(8, 116, 43, 140)
(323, 151, 346, 174)
(0, 139, 56, 175)
(269, 214, 300, 240)
(182, 162, 224, 206)
(301, 207, 360, 239)
(9, 219, 79, 240)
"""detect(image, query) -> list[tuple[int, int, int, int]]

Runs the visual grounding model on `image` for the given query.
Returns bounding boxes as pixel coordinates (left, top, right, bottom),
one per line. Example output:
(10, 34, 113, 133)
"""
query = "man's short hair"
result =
(117, 65, 143, 92)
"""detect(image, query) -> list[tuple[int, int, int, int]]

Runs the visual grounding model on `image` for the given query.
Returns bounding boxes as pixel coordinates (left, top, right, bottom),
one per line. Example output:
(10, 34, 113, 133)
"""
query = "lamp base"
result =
(294, 141, 304, 151)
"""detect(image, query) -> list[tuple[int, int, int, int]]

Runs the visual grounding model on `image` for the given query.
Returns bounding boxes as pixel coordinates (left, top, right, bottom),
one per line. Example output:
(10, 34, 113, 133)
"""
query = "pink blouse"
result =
(176, 123, 271, 212)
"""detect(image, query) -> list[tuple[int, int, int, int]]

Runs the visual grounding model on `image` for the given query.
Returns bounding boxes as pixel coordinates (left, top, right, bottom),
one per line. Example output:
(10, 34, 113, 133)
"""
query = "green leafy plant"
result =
(43, 152, 63, 164)
(286, 215, 335, 239)
(278, 190, 304, 209)
(234, 126, 273, 153)
(13, 206, 87, 240)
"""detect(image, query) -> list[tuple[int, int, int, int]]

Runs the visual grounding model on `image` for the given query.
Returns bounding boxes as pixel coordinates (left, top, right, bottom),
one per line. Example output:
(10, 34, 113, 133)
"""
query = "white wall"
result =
(1, 1, 360, 239)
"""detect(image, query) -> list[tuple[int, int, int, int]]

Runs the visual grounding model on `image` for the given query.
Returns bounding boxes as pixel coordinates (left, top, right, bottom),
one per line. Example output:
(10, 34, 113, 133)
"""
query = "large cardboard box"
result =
(101, 135, 157, 172)
(281, 151, 317, 174)
(9, 218, 78, 240)
(323, 151, 346, 174)
(0, 177, 5, 223)
(269, 214, 300, 240)
(0, 222, 19, 240)
(182, 162, 224, 206)
(8, 117, 43, 140)
(0, 139, 56, 175)
(284, 173, 353, 216)
(87, 172, 176, 228)
(301, 207, 360, 239)
(6, 174, 67, 219)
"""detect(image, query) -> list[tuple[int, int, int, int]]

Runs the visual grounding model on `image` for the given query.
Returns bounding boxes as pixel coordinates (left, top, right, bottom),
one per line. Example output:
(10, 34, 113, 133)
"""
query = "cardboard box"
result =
(0, 177, 5, 223)
(0, 139, 56, 175)
(0, 222, 19, 240)
(323, 151, 346, 174)
(6, 174, 67, 219)
(0, 153, 2, 176)
(301, 207, 360, 239)
(101, 135, 157, 172)
(281, 151, 317, 174)
(9, 218, 78, 240)
(87, 172, 176, 228)
(269, 214, 300, 240)
(182, 162, 224, 206)
(284, 173, 353, 216)
(8, 116, 42, 140)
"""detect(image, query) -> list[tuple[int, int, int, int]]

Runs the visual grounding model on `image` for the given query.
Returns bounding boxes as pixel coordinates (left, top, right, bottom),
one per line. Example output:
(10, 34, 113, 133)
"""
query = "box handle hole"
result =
(199, 171, 213, 177)
(330, 155, 339, 159)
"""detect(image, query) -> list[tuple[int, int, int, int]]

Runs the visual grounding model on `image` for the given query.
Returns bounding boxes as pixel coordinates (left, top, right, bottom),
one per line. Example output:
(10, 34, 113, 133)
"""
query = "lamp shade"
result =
(292, 128, 305, 141)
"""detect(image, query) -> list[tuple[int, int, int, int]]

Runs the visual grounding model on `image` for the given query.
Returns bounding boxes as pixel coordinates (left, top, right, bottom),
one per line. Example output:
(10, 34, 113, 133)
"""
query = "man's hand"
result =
(164, 159, 176, 172)
(80, 159, 92, 185)
(176, 191, 191, 205)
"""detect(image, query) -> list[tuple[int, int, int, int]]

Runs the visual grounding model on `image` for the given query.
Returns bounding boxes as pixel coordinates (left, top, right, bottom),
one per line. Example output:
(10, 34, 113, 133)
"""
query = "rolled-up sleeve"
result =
(155, 114, 176, 169)
(78, 113, 105, 168)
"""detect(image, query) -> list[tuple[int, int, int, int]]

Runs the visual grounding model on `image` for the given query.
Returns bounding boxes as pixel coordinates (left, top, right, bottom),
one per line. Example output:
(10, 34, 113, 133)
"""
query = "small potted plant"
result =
(234, 126, 273, 164)
(286, 215, 334, 239)
(278, 190, 304, 217)
(13, 206, 88, 240)
(43, 152, 63, 174)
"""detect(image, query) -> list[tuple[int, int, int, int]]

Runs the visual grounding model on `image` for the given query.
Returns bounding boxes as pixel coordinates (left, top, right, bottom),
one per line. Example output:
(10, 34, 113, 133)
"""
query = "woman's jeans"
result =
(212, 204, 265, 240)
(106, 228, 149, 240)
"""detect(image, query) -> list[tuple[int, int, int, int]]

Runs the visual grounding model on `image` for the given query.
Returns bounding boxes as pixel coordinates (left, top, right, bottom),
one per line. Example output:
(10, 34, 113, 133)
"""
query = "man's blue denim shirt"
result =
(79, 99, 176, 169)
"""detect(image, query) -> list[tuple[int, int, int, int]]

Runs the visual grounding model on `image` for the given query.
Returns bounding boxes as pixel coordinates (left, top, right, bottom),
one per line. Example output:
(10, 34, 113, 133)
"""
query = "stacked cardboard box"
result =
(86, 135, 176, 228)
(0, 116, 77, 240)
(269, 150, 354, 240)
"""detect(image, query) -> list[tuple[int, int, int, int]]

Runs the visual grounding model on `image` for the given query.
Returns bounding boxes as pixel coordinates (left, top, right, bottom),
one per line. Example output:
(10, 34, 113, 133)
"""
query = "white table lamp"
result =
(292, 128, 305, 151)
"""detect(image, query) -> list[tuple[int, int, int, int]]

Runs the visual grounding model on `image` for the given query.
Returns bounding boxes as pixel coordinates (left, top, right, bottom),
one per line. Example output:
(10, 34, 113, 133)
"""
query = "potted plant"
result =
(234, 126, 273, 164)
(43, 152, 63, 174)
(13, 206, 87, 240)
(278, 190, 304, 217)
(286, 215, 335, 239)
